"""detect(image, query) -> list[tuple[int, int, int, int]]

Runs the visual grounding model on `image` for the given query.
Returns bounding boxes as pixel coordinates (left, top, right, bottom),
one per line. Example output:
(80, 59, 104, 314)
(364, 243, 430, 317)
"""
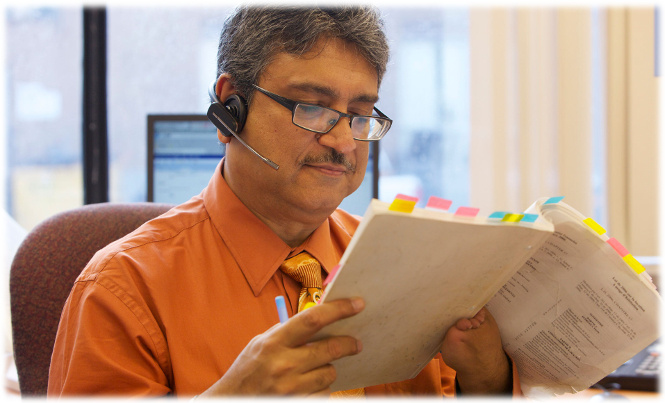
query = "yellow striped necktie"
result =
(279, 252, 365, 398)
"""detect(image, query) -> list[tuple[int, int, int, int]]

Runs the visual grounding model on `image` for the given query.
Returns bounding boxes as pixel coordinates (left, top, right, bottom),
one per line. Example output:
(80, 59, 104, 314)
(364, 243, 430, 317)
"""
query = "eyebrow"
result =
(289, 82, 379, 104)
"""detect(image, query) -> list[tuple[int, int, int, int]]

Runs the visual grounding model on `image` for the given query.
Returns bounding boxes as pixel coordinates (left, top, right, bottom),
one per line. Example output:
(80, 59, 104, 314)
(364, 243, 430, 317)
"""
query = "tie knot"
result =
(280, 252, 322, 289)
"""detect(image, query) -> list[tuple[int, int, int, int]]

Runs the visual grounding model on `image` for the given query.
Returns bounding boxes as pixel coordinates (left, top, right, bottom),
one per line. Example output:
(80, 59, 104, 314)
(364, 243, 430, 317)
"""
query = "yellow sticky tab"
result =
(389, 198, 416, 213)
(502, 214, 525, 222)
(623, 254, 645, 274)
(583, 217, 606, 235)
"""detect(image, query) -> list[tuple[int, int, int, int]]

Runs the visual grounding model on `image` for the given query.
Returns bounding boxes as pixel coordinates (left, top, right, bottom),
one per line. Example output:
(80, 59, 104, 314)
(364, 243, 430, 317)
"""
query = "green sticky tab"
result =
(583, 217, 606, 235)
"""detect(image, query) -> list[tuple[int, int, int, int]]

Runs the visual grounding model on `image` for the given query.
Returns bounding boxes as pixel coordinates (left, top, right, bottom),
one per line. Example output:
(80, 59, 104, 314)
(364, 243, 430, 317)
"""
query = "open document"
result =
(486, 200, 660, 398)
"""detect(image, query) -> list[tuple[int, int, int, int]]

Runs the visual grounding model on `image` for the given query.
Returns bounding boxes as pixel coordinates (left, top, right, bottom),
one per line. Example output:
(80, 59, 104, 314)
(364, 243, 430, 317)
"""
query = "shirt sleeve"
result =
(48, 278, 172, 396)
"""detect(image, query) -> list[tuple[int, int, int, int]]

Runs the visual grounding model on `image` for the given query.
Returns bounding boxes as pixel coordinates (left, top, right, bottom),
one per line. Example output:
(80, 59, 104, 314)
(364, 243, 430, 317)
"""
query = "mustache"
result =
(300, 149, 356, 174)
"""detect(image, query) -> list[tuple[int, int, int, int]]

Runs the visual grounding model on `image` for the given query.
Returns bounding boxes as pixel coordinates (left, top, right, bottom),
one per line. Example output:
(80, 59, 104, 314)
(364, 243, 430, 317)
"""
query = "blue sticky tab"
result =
(489, 211, 509, 219)
(521, 214, 538, 223)
(544, 196, 565, 204)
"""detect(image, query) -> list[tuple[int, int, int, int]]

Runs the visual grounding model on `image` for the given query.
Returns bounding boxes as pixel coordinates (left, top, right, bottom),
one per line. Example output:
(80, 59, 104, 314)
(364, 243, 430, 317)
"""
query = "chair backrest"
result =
(9, 202, 175, 396)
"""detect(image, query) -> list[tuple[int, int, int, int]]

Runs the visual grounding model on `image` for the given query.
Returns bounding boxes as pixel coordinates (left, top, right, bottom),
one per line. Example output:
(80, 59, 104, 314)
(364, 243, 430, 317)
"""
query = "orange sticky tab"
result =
(583, 217, 606, 235)
(395, 193, 419, 202)
(623, 254, 645, 274)
(389, 198, 416, 213)
(502, 214, 525, 222)
(426, 196, 452, 211)
(455, 207, 480, 217)
(607, 238, 629, 257)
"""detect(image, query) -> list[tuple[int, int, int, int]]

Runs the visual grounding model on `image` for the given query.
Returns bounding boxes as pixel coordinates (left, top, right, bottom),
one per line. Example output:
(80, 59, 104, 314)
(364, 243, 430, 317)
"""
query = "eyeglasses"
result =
(252, 84, 392, 141)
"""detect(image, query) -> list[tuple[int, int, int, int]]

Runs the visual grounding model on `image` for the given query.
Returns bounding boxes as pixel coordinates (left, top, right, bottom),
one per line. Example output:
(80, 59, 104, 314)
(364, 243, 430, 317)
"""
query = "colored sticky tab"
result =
(489, 211, 509, 219)
(623, 254, 646, 274)
(502, 213, 525, 222)
(544, 196, 565, 204)
(521, 214, 539, 223)
(389, 198, 416, 213)
(426, 196, 452, 211)
(323, 264, 341, 286)
(607, 238, 629, 257)
(395, 193, 419, 202)
(583, 217, 606, 235)
(455, 207, 480, 217)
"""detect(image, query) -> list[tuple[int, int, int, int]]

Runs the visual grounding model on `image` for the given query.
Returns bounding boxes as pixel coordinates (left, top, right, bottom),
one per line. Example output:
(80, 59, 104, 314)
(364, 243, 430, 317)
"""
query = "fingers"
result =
(275, 298, 365, 347)
(474, 307, 487, 322)
(455, 308, 488, 330)
(293, 335, 362, 373)
(298, 364, 337, 395)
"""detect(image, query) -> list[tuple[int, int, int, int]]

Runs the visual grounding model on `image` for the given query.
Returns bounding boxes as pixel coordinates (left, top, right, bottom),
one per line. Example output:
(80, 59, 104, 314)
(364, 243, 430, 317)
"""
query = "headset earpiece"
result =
(206, 79, 248, 138)
(206, 78, 279, 169)
(223, 94, 248, 133)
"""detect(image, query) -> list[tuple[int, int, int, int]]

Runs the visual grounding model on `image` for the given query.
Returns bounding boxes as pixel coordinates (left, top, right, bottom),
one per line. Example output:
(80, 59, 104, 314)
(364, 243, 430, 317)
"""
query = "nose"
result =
(317, 117, 357, 154)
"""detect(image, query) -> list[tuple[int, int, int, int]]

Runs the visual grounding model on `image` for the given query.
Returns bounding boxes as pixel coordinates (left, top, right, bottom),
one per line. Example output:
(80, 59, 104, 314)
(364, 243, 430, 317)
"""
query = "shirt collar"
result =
(203, 159, 335, 297)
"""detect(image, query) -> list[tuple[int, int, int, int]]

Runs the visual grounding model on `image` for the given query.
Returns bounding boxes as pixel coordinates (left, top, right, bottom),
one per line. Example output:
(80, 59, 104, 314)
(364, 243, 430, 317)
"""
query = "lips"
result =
(306, 164, 347, 175)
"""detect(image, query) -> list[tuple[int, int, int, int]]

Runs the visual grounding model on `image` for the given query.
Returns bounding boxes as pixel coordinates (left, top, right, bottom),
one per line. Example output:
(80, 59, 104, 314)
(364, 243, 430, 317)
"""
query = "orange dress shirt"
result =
(48, 160, 521, 397)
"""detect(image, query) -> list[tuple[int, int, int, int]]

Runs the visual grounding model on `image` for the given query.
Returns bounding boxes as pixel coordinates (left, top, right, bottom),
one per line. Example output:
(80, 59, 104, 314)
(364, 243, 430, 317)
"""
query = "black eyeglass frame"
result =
(251, 84, 392, 141)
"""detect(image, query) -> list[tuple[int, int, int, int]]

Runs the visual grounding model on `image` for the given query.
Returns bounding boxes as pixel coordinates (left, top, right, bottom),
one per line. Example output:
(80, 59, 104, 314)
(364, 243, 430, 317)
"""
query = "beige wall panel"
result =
(626, 9, 658, 256)
(557, 9, 593, 216)
(537, 10, 561, 202)
(606, 9, 629, 245)
(517, 9, 532, 210)
(521, 9, 560, 207)
(504, 10, 521, 212)
(491, 10, 511, 212)
(469, 9, 495, 214)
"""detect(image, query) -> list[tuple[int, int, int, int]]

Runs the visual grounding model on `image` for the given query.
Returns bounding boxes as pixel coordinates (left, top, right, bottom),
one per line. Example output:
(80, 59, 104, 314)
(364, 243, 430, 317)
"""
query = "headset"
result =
(207, 79, 280, 170)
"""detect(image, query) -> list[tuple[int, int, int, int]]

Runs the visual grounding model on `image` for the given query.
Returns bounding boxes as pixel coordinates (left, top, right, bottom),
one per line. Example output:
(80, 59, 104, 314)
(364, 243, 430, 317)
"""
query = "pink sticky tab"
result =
(426, 196, 452, 211)
(323, 264, 341, 286)
(455, 206, 480, 217)
(607, 238, 629, 257)
(395, 193, 419, 202)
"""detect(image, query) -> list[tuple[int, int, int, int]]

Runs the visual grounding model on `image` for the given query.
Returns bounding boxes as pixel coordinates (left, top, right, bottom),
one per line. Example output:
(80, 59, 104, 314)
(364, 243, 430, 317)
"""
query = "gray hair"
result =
(217, 5, 390, 104)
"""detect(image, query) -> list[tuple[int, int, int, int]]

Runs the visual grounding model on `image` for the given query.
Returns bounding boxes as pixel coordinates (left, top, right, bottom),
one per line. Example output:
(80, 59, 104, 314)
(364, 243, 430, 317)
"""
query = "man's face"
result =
(224, 37, 379, 220)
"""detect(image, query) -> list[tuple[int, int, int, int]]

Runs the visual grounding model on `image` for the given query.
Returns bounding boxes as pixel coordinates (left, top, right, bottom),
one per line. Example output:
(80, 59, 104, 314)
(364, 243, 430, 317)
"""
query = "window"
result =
(107, 7, 231, 203)
(5, 8, 83, 231)
(378, 8, 470, 209)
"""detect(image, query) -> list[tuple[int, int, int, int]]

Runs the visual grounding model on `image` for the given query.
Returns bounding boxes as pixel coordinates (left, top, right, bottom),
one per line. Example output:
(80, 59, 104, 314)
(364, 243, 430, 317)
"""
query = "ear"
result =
(216, 73, 237, 144)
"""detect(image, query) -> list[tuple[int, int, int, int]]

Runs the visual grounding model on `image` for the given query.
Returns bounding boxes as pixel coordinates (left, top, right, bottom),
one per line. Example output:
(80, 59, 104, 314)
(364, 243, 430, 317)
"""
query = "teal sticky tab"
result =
(489, 211, 509, 219)
(521, 214, 538, 223)
(544, 196, 565, 204)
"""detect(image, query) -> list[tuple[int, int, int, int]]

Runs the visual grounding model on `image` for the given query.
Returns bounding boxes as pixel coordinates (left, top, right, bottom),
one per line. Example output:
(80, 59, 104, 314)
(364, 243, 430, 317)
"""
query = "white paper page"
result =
(314, 200, 554, 391)
(486, 205, 661, 398)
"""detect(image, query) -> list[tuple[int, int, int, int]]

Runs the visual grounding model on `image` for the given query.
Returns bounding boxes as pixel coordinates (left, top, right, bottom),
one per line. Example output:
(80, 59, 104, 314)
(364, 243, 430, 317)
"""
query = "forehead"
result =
(258, 37, 379, 101)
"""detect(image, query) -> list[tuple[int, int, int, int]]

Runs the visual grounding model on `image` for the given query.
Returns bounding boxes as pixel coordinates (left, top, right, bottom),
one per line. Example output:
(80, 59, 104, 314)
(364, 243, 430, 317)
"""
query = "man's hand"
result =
(440, 307, 511, 395)
(200, 297, 364, 396)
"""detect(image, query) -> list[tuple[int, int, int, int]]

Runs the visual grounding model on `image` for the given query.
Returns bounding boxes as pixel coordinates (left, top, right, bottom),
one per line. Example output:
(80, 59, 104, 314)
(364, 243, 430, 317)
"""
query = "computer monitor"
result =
(147, 115, 223, 205)
(147, 114, 378, 216)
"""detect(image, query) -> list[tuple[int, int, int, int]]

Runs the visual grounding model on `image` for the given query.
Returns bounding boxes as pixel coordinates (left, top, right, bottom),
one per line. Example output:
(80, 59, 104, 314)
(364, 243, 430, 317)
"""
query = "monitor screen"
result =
(148, 115, 223, 205)
(147, 114, 378, 215)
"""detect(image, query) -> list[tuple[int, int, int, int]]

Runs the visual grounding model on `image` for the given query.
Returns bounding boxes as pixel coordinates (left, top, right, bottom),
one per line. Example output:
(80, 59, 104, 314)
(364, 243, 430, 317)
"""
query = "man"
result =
(48, 6, 519, 397)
